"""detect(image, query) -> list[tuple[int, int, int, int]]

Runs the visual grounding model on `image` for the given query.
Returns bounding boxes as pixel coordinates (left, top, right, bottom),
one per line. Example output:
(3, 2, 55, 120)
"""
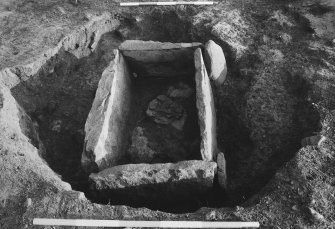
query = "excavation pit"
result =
(6, 25, 321, 214)
(81, 40, 223, 212)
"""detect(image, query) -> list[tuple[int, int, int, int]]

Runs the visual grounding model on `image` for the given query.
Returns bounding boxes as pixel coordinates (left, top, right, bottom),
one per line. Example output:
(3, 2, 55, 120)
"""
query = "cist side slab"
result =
(194, 48, 219, 162)
(82, 50, 132, 173)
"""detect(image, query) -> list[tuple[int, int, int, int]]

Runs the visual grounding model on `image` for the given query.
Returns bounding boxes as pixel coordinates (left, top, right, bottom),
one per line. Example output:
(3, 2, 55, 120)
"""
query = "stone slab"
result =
(203, 40, 227, 86)
(81, 50, 132, 173)
(119, 40, 202, 78)
(89, 160, 217, 204)
(217, 152, 227, 189)
(194, 48, 218, 161)
(119, 40, 202, 51)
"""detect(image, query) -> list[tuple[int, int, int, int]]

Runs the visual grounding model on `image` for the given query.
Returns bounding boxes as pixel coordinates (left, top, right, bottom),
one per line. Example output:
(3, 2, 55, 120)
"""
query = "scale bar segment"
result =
(120, 1, 217, 6)
(33, 219, 260, 228)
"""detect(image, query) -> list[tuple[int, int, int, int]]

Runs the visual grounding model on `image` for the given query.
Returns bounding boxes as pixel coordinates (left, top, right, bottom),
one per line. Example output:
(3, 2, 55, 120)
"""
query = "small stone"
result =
(84, 12, 94, 20)
(262, 35, 270, 43)
(10, 133, 18, 140)
(48, 68, 54, 74)
(308, 208, 325, 222)
(63, 190, 86, 200)
(37, 114, 45, 122)
(269, 49, 284, 62)
(279, 32, 292, 44)
(73, 0, 78, 5)
(78, 192, 86, 200)
(269, 10, 294, 27)
(0, 94, 3, 109)
(47, 100, 57, 114)
(292, 205, 298, 211)
(57, 6, 66, 15)
(332, 39, 335, 46)
(203, 40, 227, 86)
(12, 48, 19, 55)
(235, 206, 244, 212)
(205, 210, 217, 220)
(63, 110, 73, 117)
(25, 198, 32, 208)
(51, 120, 62, 132)
(240, 68, 254, 77)
(171, 113, 187, 131)
(301, 135, 326, 147)
(217, 152, 227, 189)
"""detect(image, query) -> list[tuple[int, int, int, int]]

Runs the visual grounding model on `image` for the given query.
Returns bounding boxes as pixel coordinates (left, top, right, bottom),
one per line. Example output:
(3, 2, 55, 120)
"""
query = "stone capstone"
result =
(89, 160, 217, 204)
(146, 95, 186, 131)
(203, 40, 227, 86)
(194, 48, 218, 161)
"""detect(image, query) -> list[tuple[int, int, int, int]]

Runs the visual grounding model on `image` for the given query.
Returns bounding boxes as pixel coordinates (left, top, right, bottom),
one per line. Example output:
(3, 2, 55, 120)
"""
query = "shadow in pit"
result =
(214, 62, 321, 206)
(90, 178, 216, 214)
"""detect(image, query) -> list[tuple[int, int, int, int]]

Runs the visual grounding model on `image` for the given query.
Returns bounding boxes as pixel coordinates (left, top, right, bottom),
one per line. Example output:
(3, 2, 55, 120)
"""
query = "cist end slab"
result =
(89, 160, 217, 204)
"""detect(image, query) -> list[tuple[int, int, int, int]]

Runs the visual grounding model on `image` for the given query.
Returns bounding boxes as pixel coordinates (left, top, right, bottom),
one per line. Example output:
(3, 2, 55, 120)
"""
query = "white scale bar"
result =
(33, 219, 260, 228)
(120, 1, 216, 6)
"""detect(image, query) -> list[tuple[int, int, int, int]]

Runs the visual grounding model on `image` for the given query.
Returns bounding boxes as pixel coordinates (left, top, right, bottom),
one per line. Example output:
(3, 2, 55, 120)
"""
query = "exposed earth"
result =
(1, 0, 335, 228)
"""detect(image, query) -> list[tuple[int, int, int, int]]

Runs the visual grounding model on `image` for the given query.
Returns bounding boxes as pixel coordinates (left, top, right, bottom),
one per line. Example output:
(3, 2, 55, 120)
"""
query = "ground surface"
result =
(0, 0, 335, 228)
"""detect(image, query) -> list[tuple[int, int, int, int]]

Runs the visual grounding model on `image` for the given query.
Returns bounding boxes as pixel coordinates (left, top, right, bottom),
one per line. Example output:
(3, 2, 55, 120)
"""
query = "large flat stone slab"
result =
(119, 40, 202, 78)
(81, 50, 132, 173)
(89, 160, 217, 206)
(194, 48, 218, 161)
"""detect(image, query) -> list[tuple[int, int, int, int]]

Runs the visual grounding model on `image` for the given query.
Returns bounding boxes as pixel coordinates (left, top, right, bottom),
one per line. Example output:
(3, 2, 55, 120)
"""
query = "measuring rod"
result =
(33, 219, 260, 228)
(120, 1, 217, 6)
